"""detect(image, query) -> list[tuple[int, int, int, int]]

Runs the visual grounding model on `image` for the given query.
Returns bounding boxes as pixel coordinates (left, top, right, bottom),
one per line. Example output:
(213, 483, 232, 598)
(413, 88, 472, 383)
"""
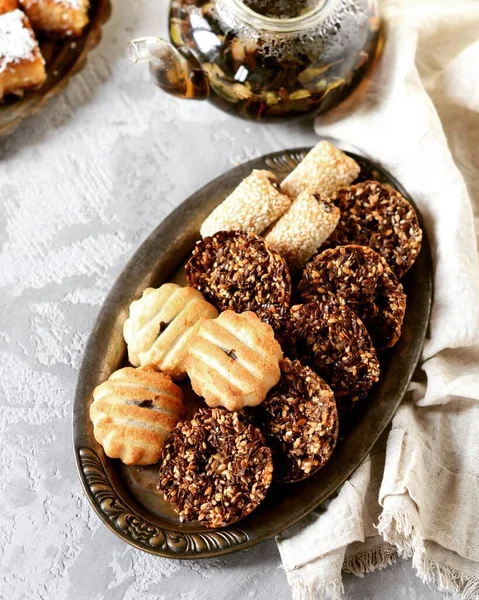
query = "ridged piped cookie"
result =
(123, 283, 218, 379)
(186, 310, 283, 411)
(90, 366, 184, 466)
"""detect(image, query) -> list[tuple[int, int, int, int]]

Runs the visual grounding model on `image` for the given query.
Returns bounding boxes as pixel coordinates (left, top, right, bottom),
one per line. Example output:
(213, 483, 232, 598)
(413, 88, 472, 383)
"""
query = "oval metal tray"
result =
(73, 147, 432, 559)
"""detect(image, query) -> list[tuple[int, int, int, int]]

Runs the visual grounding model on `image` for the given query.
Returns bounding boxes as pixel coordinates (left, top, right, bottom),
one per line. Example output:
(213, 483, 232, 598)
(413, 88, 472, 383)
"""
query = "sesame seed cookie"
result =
(200, 170, 291, 238)
(280, 141, 360, 198)
(264, 191, 340, 270)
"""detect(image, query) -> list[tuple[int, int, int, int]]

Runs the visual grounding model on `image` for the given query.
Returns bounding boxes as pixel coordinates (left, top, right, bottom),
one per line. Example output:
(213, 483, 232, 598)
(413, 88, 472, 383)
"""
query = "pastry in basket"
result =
(0, 0, 18, 13)
(299, 245, 406, 350)
(280, 141, 360, 198)
(158, 407, 273, 528)
(264, 191, 340, 270)
(185, 230, 291, 315)
(0, 9, 46, 99)
(89, 365, 184, 466)
(259, 358, 338, 483)
(123, 283, 218, 379)
(200, 170, 291, 238)
(185, 310, 282, 411)
(290, 299, 380, 411)
(323, 180, 423, 279)
(19, 0, 90, 38)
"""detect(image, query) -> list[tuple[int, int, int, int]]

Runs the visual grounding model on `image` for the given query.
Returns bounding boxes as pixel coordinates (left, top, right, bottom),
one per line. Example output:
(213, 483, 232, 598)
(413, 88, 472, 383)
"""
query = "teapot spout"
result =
(128, 37, 209, 100)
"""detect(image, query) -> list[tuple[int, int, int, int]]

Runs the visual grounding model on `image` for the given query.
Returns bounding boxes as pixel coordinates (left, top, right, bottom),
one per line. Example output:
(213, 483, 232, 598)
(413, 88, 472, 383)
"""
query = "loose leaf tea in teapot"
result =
(131, 0, 382, 121)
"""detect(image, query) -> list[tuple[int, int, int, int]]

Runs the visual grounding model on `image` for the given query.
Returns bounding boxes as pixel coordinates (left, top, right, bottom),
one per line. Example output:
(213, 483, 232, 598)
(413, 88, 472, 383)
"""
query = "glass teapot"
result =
(129, 0, 381, 122)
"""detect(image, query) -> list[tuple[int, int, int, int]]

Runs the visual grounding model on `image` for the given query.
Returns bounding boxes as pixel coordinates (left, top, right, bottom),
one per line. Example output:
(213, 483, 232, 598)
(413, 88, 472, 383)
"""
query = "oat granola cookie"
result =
(299, 245, 406, 350)
(254, 303, 296, 355)
(185, 230, 292, 314)
(290, 300, 380, 410)
(158, 408, 273, 528)
(260, 358, 338, 483)
(324, 180, 423, 279)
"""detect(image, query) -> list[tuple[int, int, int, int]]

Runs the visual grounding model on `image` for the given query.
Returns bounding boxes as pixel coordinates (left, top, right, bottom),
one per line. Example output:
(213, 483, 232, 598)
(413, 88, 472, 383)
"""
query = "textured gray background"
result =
(0, 1, 453, 598)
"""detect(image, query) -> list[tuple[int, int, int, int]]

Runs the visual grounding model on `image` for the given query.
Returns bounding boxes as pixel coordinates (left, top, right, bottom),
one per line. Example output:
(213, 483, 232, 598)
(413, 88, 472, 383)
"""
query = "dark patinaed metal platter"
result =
(73, 147, 432, 559)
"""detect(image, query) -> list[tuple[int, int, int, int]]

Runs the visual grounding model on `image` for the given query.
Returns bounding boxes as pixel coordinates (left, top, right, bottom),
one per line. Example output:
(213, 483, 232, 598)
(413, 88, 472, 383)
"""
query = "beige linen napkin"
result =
(277, 1, 479, 597)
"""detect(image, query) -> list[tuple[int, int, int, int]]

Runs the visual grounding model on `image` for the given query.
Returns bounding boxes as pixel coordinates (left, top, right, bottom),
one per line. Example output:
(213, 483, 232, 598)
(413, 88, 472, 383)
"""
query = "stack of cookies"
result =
(89, 141, 423, 529)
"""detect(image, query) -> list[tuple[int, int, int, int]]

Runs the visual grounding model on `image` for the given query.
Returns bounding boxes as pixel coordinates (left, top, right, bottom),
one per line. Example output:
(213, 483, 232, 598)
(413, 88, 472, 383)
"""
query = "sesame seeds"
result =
(157, 408, 273, 528)
(200, 170, 291, 239)
(325, 181, 423, 279)
(185, 230, 292, 315)
(264, 191, 340, 271)
(259, 358, 339, 483)
(280, 141, 360, 198)
(299, 245, 407, 350)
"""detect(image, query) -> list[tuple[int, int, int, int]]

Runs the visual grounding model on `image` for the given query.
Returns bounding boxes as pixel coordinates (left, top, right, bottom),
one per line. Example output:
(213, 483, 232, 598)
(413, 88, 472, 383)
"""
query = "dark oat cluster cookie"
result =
(157, 407, 273, 528)
(185, 230, 291, 315)
(260, 358, 339, 483)
(290, 299, 380, 411)
(254, 303, 297, 355)
(323, 181, 422, 279)
(299, 245, 406, 350)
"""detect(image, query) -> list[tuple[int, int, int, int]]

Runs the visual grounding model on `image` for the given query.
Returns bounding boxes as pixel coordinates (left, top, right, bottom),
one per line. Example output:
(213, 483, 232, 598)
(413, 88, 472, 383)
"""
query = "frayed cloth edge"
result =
(343, 543, 398, 577)
(377, 508, 424, 559)
(416, 553, 479, 600)
(291, 577, 344, 600)
(378, 507, 479, 599)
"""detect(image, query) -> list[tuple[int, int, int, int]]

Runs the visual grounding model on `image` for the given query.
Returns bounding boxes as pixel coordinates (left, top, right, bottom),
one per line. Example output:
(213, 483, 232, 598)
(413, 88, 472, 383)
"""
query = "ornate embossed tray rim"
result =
(73, 147, 432, 559)
(0, 0, 111, 136)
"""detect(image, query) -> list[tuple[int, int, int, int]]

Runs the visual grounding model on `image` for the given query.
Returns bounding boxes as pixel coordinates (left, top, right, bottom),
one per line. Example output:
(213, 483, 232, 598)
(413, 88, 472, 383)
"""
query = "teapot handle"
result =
(128, 37, 209, 100)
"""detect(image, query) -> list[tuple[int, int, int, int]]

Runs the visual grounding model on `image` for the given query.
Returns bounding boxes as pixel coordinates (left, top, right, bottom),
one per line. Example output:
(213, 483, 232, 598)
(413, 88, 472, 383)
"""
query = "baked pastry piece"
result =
(290, 299, 380, 411)
(280, 141, 360, 198)
(158, 407, 273, 527)
(186, 230, 291, 315)
(259, 358, 338, 483)
(264, 191, 340, 270)
(200, 170, 291, 238)
(19, 0, 89, 38)
(0, 0, 18, 13)
(123, 283, 218, 379)
(324, 181, 423, 279)
(90, 366, 184, 466)
(299, 245, 406, 350)
(0, 9, 46, 99)
(186, 310, 282, 411)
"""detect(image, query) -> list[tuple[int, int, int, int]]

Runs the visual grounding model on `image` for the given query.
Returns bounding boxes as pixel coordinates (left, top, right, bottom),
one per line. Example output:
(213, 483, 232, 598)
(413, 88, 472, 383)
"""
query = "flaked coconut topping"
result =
(0, 9, 37, 73)
(21, 0, 83, 8)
